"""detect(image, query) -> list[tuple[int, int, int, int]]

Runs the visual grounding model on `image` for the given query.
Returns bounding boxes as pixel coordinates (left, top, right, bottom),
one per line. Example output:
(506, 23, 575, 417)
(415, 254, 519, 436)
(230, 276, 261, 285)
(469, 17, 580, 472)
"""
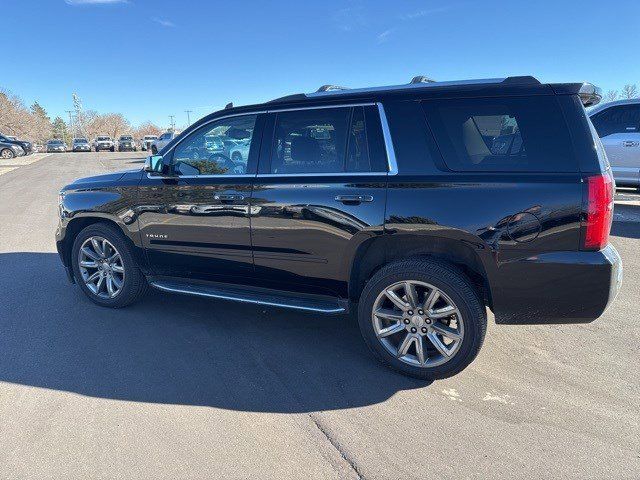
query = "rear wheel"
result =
(357, 258, 487, 380)
(1, 148, 15, 159)
(71, 223, 148, 308)
(151, 145, 158, 154)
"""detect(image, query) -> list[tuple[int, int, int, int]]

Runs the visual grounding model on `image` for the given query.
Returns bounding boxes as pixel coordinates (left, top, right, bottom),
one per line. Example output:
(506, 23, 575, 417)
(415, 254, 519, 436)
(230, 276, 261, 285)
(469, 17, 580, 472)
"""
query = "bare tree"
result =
(621, 84, 638, 99)
(0, 89, 53, 143)
(604, 90, 618, 103)
(86, 113, 131, 140)
(133, 121, 162, 140)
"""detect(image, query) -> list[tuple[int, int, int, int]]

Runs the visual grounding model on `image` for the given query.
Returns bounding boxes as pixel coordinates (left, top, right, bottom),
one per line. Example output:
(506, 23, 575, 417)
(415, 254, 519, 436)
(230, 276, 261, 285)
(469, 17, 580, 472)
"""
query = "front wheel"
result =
(1, 148, 15, 159)
(151, 145, 158, 154)
(357, 258, 487, 380)
(71, 223, 148, 308)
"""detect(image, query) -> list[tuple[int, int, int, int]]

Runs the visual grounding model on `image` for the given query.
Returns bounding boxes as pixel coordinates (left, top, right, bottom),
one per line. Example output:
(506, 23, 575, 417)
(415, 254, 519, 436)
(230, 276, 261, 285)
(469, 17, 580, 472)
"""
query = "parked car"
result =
(140, 135, 158, 151)
(72, 138, 91, 152)
(0, 133, 33, 155)
(150, 131, 179, 154)
(0, 140, 24, 159)
(589, 98, 640, 190)
(47, 139, 67, 153)
(117, 135, 137, 152)
(55, 76, 621, 380)
(94, 136, 115, 152)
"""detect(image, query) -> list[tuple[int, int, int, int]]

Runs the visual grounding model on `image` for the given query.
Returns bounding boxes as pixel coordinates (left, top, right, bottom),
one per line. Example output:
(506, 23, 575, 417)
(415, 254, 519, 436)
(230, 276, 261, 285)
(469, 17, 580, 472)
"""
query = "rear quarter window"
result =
(422, 96, 578, 173)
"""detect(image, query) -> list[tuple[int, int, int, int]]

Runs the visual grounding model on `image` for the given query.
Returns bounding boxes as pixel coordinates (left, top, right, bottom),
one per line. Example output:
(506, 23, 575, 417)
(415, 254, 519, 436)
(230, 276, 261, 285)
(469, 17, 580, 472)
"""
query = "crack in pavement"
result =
(309, 413, 364, 480)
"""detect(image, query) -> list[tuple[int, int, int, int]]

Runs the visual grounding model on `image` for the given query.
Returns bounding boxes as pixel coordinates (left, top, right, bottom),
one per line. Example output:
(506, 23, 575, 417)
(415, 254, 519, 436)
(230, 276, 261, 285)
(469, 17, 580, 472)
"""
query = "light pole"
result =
(169, 115, 175, 131)
(185, 110, 192, 126)
(65, 110, 74, 144)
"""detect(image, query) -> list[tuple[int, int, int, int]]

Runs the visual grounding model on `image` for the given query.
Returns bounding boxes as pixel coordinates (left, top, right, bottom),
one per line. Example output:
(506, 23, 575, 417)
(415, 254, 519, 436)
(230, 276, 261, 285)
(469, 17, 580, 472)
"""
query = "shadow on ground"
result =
(0, 252, 426, 412)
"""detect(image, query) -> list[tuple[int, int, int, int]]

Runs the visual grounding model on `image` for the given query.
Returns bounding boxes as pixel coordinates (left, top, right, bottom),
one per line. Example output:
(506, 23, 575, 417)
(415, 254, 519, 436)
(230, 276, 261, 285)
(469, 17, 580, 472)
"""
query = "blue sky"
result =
(3, 0, 640, 129)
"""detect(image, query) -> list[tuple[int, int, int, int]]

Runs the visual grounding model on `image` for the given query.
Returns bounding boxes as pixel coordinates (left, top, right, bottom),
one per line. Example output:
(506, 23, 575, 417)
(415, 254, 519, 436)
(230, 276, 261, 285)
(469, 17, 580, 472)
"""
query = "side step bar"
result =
(150, 280, 347, 314)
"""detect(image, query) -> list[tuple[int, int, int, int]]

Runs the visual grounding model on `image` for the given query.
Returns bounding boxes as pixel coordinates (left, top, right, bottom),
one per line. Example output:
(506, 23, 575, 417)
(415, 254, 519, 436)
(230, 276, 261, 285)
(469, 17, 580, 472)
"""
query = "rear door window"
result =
(422, 96, 578, 172)
(268, 106, 386, 174)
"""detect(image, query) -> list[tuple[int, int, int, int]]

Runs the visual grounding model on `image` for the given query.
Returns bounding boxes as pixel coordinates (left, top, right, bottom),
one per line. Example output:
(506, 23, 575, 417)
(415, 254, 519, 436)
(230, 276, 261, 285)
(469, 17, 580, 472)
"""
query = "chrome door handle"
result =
(214, 194, 245, 201)
(335, 194, 373, 204)
(622, 140, 639, 147)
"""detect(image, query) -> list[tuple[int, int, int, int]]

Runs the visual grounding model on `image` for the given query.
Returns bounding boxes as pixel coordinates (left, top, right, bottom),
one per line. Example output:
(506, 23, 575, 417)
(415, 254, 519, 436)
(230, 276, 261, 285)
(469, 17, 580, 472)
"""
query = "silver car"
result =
(150, 131, 180, 154)
(589, 99, 640, 190)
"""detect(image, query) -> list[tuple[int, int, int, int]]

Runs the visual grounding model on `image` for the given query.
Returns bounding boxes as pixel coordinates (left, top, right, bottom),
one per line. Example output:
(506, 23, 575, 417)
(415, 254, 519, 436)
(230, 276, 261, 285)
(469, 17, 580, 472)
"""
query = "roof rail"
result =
(316, 85, 349, 92)
(410, 75, 436, 84)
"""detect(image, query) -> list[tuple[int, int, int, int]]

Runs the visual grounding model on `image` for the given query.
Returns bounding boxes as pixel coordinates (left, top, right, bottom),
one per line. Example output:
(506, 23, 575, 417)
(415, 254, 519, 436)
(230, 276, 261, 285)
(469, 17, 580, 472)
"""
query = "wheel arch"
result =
(348, 234, 493, 309)
(60, 215, 142, 281)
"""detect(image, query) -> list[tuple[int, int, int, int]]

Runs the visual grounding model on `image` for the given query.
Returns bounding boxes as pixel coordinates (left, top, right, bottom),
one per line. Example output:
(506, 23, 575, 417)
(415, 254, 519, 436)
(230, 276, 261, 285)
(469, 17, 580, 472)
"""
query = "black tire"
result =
(71, 223, 148, 308)
(357, 258, 487, 380)
(110, 147, 115, 152)
(1, 148, 15, 159)
(151, 145, 158, 154)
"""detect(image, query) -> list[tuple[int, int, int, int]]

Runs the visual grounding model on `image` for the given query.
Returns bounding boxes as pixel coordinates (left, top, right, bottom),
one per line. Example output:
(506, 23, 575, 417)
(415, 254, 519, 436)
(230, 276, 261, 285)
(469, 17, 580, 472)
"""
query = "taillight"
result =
(582, 173, 613, 250)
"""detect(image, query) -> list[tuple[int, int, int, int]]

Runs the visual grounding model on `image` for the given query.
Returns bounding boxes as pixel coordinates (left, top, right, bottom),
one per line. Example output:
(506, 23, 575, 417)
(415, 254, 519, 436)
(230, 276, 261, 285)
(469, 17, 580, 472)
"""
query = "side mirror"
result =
(144, 155, 165, 174)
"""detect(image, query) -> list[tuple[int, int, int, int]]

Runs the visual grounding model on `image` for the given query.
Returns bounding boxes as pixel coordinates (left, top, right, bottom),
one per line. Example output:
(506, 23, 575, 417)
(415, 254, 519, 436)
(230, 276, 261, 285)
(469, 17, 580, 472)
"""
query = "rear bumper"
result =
(492, 245, 622, 324)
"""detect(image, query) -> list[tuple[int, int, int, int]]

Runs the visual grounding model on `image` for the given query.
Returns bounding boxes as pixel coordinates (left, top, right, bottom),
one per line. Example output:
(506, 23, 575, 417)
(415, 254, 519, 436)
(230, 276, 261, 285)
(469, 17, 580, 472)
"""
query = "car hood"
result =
(63, 169, 143, 190)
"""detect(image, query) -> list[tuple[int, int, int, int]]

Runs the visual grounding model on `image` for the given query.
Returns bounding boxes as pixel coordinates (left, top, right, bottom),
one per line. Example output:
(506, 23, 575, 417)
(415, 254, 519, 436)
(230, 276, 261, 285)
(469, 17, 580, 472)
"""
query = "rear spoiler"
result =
(551, 82, 602, 107)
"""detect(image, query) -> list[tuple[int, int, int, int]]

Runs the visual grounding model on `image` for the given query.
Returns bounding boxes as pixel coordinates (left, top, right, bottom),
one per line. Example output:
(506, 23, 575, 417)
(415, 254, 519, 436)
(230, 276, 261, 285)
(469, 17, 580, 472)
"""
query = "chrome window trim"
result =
(377, 102, 398, 175)
(149, 102, 398, 179)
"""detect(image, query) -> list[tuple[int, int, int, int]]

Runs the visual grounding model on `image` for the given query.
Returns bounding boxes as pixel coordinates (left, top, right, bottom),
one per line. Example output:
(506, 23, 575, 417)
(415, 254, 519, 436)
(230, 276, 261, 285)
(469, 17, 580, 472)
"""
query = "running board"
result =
(149, 280, 347, 314)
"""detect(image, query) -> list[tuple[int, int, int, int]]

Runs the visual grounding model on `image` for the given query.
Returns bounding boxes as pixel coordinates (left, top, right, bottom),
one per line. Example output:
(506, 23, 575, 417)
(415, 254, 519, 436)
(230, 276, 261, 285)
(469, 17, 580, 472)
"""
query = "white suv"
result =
(150, 131, 180, 154)
(141, 135, 158, 151)
(94, 136, 115, 152)
(589, 99, 640, 190)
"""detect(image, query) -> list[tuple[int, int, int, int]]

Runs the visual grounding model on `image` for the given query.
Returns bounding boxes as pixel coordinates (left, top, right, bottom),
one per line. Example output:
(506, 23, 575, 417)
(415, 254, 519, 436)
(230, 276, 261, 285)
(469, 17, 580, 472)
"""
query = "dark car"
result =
(47, 139, 67, 153)
(0, 140, 23, 159)
(118, 135, 137, 152)
(72, 138, 91, 152)
(0, 133, 33, 155)
(55, 76, 621, 380)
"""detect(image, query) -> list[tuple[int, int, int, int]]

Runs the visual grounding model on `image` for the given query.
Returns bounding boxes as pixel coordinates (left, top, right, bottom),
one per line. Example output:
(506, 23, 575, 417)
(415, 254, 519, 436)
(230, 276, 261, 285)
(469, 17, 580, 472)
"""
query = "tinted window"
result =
(271, 108, 349, 174)
(346, 107, 371, 172)
(423, 96, 577, 172)
(270, 107, 383, 174)
(591, 105, 640, 137)
(172, 115, 257, 176)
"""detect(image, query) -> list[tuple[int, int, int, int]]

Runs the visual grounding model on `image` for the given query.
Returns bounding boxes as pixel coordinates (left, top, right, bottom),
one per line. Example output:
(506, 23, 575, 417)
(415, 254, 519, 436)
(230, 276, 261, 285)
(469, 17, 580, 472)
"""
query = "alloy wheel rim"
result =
(371, 280, 464, 368)
(1, 149, 13, 159)
(78, 236, 125, 299)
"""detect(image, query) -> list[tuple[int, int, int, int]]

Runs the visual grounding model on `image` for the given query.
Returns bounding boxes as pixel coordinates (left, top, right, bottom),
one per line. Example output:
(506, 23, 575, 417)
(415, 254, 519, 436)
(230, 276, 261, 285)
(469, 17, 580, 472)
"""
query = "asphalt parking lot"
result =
(0, 151, 638, 479)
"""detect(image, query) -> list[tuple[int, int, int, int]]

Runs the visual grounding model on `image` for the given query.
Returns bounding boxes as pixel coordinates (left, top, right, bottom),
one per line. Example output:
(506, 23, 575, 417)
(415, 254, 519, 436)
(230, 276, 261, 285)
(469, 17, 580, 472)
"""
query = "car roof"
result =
(165, 75, 594, 152)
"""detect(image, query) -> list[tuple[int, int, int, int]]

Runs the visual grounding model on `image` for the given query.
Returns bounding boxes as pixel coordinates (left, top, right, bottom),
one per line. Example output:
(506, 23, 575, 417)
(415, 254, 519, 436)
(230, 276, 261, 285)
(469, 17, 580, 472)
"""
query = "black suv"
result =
(0, 133, 32, 155)
(56, 76, 622, 379)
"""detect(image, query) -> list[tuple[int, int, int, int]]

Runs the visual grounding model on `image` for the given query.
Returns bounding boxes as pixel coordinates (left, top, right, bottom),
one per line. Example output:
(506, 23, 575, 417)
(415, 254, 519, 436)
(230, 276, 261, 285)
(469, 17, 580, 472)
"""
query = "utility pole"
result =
(169, 115, 175, 131)
(65, 110, 74, 143)
(185, 110, 192, 126)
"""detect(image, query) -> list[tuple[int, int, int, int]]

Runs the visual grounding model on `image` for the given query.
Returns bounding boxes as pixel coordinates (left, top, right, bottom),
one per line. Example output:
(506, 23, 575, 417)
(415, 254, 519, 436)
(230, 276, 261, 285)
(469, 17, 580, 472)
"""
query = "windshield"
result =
(120, 136, 133, 141)
(97, 136, 110, 141)
(144, 136, 158, 140)
(48, 140, 62, 145)
(74, 138, 88, 143)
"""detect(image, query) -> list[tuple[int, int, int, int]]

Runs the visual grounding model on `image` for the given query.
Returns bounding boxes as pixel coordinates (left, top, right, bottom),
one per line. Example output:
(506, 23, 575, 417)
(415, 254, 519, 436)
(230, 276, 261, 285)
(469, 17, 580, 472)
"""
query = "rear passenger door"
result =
(250, 104, 389, 298)
(590, 104, 640, 186)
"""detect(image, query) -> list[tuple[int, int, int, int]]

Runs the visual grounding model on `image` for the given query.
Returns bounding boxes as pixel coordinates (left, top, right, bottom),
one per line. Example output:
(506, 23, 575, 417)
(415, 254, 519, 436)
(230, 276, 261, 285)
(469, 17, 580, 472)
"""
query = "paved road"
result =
(0, 152, 638, 479)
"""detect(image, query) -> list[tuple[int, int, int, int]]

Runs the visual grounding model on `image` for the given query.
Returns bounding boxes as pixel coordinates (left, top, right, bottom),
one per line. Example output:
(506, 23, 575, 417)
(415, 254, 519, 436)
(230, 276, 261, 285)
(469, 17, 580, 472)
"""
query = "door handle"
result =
(335, 194, 373, 204)
(622, 140, 639, 147)
(214, 194, 245, 202)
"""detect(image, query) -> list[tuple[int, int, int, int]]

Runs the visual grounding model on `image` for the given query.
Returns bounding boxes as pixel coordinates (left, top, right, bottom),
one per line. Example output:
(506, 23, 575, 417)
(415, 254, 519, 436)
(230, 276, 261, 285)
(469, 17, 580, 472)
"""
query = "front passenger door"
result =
(137, 114, 263, 282)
